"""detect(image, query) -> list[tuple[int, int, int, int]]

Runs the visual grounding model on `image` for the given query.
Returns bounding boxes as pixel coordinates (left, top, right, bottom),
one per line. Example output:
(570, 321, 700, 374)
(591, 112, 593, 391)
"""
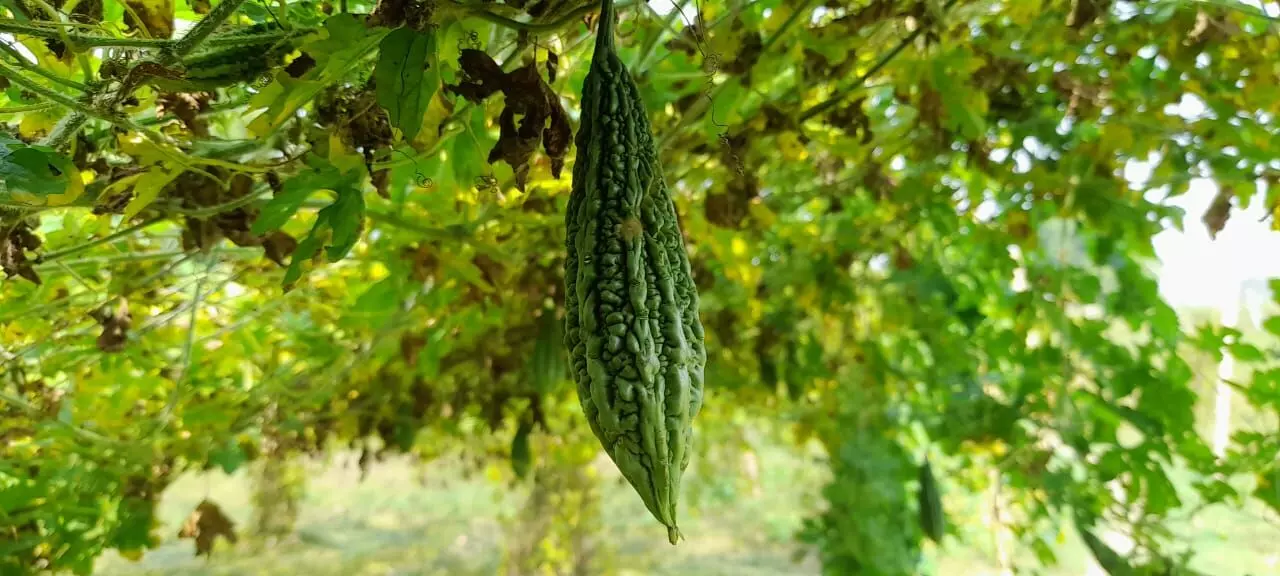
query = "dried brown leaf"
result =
(124, 0, 175, 39)
(262, 231, 298, 267)
(177, 500, 238, 557)
(91, 299, 131, 353)
(1203, 186, 1233, 240)
(0, 221, 42, 285)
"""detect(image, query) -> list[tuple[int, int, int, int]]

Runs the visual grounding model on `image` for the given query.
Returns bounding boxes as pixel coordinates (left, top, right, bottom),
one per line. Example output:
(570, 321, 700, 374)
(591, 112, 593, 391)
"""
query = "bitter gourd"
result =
(917, 458, 945, 543)
(564, 0, 706, 545)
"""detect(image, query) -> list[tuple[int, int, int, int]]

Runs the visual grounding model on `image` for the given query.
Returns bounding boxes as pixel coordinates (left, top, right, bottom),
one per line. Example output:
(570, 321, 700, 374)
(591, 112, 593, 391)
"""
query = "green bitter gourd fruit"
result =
(917, 458, 945, 543)
(564, 0, 706, 545)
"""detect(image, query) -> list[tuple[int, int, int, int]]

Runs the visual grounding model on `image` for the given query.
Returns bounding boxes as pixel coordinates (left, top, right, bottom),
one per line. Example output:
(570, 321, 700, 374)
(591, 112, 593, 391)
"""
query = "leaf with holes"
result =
(0, 136, 83, 206)
(282, 179, 365, 287)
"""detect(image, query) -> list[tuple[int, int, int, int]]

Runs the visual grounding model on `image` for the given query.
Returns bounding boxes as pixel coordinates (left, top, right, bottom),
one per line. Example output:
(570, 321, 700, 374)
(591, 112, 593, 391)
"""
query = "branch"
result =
(797, 0, 961, 123)
(0, 19, 171, 47)
(169, 0, 253, 58)
(457, 0, 639, 34)
(0, 19, 306, 49)
(654, 0, 817, 152)
(0, 38, 89, 91)
(0, 102, 55, 114)
(0, 389, 121, 445)
(38, 0, 252, 148)
(35, 216, 169, 264)
(0, 60, 101, 119)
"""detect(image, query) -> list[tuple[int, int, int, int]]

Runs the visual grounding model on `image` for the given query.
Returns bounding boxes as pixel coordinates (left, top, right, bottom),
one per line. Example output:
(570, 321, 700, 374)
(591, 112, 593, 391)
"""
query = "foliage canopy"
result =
(2, 0, 1280, 574)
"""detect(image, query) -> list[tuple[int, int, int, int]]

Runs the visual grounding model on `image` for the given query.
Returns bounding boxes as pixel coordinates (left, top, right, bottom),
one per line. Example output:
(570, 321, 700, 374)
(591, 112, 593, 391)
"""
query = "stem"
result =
(0, 102, 55, 114)
(0, 61, 101, 118)
(654, 0, 816, 152)
(633, 0, 685, 72)
(170, 0, 251, 58)
(0, 43, 90, 91)
(797, 0, 960, 123)
(458, 0, 638, 34)
(0, 19, 177, 48)
(171, 185, 270, 217)
(36, 217, 169, 264)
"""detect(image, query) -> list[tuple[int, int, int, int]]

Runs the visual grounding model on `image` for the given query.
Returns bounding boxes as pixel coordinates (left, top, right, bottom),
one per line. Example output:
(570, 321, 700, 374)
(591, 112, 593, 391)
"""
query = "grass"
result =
(94, 446, 827, 576)
(93, 433, 1279, 576)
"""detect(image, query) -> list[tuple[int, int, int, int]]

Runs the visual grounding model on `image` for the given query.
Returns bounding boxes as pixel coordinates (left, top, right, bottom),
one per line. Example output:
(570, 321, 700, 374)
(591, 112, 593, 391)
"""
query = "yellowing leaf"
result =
(124, 0, 175, 38)
(410, 94, 456, 151)
(18, 109, 58, 140)
(778, 132, 806, 161)
(763, 5, 796, 33)
(748, 198, 776, 228)
(116, 133, 171, 166)
(123, 167, 181, 219)
(247, 73, 327, 136)
(249, 14, 390, 136)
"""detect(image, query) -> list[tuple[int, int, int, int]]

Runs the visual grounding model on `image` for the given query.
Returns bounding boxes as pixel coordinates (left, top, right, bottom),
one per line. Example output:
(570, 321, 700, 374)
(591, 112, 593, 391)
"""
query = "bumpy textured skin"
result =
(564, 0, 706, 545)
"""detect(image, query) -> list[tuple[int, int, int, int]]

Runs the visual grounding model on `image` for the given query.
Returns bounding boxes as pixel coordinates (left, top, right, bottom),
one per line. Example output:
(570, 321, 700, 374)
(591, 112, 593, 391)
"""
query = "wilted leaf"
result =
(124, 0, 175, 38)
(0, 218, 42, 285)
(90, 299, 132, 353)
(1203, 186, 1233, 240)
(445, 51, 570, 190)
(177, 500, 237, 557)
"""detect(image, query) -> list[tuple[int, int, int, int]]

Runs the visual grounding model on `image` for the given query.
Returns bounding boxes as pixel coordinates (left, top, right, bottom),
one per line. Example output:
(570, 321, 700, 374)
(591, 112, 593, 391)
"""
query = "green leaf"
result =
(280, 175, 365, 286)
(283, 223, 325, 287)
(1150, 1, 1178, 23)
(1262, 315, 1280, 337)
(209, 441, 246, 474)
(451, 107, 489, 187)
(929, 51, 986, 140)
(1076, 522, 1135, 576)
(353, 275, 406, 321)
(1228, 341, 1265, 363)
(374, 26, 439, 142)
(0, 136, 82, 202)
(324, 183, 366, 260)
(1258, 467, 1280, 516)
(251, 156, 358, 235)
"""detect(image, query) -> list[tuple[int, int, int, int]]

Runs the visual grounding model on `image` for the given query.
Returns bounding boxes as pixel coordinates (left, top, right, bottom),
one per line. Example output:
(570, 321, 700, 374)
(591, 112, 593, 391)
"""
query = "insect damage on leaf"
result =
(444, 49, 570, 191)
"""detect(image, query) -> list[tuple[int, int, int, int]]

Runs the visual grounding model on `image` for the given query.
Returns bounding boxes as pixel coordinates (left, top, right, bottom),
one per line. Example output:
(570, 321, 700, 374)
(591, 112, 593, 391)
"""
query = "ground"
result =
(95, 439, 1279, 576)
